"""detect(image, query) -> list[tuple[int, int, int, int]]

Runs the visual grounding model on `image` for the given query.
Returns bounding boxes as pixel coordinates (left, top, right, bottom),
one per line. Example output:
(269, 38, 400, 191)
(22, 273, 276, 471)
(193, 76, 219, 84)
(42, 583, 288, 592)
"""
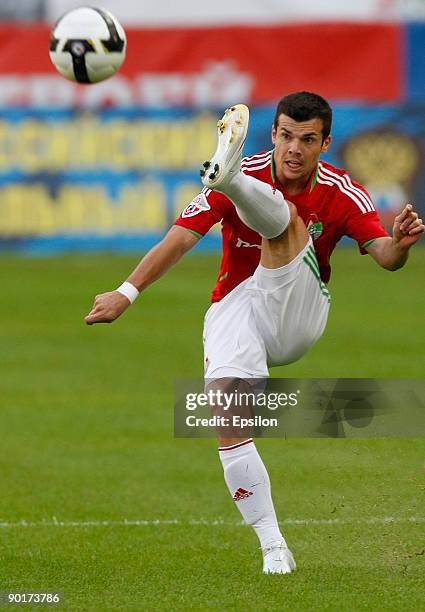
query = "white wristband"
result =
(116, 281, 139, 304)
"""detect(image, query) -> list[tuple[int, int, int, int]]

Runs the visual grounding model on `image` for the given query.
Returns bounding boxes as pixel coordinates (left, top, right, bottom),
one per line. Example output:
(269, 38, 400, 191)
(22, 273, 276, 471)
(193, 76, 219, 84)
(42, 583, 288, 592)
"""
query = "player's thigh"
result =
(249, 239, 330, 366)
(203, 279, 268, 379)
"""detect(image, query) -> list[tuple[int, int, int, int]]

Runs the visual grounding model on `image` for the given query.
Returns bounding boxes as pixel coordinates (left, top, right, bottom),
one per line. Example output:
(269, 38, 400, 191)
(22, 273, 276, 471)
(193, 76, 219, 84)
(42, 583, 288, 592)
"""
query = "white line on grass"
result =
(0, 517, 424, 528)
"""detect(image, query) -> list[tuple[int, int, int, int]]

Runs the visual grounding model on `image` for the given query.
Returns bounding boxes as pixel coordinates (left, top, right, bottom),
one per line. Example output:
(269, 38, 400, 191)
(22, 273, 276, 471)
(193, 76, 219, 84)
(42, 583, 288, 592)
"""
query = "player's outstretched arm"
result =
(366, 204, 424, 271)
(84, 226, 199, 325)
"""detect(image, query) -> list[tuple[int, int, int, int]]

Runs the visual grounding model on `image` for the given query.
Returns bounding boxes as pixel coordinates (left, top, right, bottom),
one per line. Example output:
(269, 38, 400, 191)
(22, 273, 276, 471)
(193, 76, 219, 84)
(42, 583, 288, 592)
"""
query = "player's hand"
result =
(392, 204, 424, 249)
(84, 291, 131, 325)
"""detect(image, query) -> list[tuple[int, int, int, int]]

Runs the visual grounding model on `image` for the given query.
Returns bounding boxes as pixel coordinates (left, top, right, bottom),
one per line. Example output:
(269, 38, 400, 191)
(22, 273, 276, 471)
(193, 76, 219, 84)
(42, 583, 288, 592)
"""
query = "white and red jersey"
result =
(175, 151, 389, 303)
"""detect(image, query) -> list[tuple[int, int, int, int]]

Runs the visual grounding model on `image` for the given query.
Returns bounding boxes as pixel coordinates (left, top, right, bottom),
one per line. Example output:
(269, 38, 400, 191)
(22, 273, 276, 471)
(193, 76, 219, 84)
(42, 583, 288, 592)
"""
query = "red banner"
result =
(0, 23, 402, 106)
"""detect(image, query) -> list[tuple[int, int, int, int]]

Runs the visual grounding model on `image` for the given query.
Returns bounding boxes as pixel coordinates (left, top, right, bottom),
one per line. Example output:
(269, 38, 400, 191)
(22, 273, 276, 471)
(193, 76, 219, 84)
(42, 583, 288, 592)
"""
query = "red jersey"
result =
(175, 151, 389, 303)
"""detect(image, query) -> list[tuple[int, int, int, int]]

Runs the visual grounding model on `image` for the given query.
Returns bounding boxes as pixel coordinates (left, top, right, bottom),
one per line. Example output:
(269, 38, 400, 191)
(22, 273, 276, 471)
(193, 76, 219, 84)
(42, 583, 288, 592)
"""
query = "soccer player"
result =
(85, 92, 424, 574)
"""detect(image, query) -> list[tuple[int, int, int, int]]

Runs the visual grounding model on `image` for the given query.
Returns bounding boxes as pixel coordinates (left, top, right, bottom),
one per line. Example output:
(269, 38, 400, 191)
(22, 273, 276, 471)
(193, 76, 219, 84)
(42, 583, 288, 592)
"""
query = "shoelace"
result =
(261, 540, 287, 556)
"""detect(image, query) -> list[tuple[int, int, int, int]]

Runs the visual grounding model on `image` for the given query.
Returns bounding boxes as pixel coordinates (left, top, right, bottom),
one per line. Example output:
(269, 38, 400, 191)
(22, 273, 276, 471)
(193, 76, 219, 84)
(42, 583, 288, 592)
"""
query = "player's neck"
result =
(279, 176, 310, 196)
(276, 174, 311, 195)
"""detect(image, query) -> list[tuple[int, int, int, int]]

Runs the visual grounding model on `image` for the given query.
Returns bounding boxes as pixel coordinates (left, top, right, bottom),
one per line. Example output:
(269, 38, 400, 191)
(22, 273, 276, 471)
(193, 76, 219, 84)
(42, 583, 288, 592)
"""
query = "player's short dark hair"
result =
(274, 91, 332, 141)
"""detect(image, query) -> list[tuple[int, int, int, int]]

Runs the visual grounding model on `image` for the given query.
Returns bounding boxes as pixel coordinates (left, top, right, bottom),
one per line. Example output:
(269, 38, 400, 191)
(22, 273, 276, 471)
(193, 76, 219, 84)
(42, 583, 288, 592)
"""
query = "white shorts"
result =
(203, 238, 330, 379)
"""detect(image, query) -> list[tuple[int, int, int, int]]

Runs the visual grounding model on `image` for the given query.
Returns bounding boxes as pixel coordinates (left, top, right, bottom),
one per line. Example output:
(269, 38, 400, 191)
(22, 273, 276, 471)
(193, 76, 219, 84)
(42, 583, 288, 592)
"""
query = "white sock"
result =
(222, 172, 290, 239)
(219, 439, 286, 549)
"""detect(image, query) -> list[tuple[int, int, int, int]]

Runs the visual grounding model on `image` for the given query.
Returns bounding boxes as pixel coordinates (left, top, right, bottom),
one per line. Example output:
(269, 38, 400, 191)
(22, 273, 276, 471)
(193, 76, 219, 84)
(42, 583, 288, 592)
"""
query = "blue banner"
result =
(0, 105, 423, 253)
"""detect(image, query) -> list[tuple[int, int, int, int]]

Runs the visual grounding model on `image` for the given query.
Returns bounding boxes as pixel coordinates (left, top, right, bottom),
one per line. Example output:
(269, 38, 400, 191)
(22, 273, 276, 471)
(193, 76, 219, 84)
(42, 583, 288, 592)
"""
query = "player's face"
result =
(272, 114, 331, 188)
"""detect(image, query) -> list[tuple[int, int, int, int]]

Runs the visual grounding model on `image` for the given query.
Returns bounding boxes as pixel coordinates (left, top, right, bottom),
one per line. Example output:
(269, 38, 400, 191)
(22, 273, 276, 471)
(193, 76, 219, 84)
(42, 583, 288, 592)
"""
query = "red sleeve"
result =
(343, 183, 389, 253)
(174, 188, 231, 237)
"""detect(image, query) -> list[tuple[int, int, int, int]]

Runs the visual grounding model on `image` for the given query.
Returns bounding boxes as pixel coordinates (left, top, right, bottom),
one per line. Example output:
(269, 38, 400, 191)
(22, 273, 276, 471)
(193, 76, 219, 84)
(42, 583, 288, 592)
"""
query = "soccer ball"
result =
(49, 7, 126, 84)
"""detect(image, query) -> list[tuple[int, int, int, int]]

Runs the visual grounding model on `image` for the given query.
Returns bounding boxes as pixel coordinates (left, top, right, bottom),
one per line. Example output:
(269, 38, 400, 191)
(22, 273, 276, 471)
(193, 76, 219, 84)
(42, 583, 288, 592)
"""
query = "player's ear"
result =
(271, 124, 277, 144)
(321, 135, 331, 153)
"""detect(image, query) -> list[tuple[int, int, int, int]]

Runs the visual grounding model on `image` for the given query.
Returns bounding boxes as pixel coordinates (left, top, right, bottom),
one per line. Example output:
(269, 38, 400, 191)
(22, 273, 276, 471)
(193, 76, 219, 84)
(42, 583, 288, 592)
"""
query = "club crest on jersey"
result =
(307, 214, 323, 241)
(182, 194, 211, 218)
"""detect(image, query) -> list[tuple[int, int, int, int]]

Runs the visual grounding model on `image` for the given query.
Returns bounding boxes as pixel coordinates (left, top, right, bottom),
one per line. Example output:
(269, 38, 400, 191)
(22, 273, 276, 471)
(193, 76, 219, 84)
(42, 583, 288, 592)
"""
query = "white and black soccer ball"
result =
(49, 7, 126, 84)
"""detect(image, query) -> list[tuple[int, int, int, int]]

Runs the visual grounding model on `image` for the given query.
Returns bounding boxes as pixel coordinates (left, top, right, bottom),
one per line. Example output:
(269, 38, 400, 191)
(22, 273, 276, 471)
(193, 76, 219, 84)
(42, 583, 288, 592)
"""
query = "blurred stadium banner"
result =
(0, 21, 424, 252)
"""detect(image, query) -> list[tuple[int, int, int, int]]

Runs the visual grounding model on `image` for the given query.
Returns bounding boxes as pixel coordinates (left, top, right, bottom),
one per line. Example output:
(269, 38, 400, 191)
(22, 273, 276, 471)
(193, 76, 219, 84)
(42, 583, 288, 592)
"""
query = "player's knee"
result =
(267, 200, 299, 240)
(219, 437, 242, 447)
(284, 200, 301, 231)
(261, 200, 293, 240)
(287, 200, 298, 220)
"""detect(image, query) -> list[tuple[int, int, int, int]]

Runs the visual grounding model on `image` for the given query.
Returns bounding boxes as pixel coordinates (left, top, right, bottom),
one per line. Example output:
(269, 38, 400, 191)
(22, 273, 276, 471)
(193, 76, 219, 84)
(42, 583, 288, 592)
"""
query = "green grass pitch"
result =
(0, 245, 424, 611)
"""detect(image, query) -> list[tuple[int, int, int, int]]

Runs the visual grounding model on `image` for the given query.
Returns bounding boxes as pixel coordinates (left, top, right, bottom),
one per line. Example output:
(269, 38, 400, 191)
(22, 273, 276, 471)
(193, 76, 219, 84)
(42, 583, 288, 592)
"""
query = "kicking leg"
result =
(201, 105, 290, 239)
(200, 103, 308, 265)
